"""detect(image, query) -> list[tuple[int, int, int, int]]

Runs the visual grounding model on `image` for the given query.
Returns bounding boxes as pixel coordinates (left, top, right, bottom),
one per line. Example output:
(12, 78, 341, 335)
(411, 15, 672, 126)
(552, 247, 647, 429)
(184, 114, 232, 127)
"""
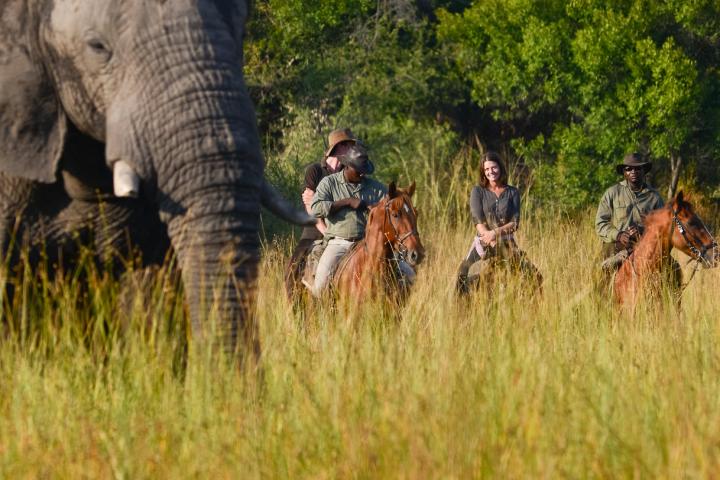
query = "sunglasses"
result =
(623, 166, 644, 172)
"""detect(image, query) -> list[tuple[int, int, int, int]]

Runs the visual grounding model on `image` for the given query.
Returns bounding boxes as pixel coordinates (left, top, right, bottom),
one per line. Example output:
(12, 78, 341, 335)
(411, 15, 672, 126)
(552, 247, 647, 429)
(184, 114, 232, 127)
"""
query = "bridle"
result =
(381, 196, 419, 260)
(671, 209, 717, 267)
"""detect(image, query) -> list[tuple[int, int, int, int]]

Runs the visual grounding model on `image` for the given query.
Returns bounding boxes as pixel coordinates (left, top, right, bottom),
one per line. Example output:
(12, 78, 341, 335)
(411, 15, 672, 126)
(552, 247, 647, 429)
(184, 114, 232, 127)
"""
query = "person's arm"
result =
(469, 187, 487, 233)
(497, 187, 521, 235)
(311, 179, 367, 218)
(302, 187, 327, 233)
(302, 188, 327, 234)
(311, 178, 334, 218)
(303, 165, 327, 233)
(595, 189, 620, 242)
(329, 197, 366, 213)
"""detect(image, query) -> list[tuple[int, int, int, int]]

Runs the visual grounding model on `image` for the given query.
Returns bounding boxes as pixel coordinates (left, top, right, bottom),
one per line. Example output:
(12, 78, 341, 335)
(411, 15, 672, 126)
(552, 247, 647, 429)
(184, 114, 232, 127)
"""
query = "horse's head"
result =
(670, 191, 719, 268)
(368, 181, 425, 267)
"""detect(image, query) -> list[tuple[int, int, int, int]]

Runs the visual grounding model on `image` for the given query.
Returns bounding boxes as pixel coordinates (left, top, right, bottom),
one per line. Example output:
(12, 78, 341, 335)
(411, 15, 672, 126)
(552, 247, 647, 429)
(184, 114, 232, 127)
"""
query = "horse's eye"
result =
(392, 213, 399, 218)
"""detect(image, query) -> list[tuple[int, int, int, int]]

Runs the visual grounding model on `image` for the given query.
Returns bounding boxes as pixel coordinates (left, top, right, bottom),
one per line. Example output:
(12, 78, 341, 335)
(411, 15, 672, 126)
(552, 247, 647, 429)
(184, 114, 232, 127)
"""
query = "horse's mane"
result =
(629, 197, 694, 259)
(642, 205, 670, 230)
(642, 196, 694, 232)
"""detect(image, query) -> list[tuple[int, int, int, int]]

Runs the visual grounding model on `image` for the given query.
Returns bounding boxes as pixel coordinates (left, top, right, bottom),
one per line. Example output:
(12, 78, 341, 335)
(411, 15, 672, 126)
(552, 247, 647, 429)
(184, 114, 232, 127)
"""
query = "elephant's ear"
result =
(0, 21, 66, 183)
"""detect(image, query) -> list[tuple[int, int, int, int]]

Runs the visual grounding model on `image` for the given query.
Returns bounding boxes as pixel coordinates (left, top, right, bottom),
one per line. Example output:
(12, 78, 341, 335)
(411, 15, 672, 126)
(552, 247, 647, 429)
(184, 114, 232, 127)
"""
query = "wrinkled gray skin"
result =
(0, 0, 310, 355)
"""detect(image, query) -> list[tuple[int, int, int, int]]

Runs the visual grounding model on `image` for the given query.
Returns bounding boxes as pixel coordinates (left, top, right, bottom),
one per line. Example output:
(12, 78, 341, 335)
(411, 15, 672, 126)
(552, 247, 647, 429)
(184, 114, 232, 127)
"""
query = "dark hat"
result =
(324, 128, 357, 158)
(339, 144, 374, 175)
(616, 152, 652, 174)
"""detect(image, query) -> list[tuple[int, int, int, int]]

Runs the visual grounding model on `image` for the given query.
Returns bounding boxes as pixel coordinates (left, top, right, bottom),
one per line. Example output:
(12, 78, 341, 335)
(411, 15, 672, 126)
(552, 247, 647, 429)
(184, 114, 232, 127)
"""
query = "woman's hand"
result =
(479, 229, 497, 246)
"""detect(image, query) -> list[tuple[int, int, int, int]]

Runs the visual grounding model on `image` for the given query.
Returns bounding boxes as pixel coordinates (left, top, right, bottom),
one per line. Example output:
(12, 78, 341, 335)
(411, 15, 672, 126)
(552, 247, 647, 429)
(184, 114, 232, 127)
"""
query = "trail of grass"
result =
(1, 210, 720, 477)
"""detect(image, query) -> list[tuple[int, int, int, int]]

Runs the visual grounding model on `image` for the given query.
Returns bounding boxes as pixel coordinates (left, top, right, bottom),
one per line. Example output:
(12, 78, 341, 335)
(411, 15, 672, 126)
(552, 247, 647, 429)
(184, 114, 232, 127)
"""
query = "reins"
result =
(671, 210, 717, 267)
(382, 197, 419, 261)
(671, 209, 717, 291)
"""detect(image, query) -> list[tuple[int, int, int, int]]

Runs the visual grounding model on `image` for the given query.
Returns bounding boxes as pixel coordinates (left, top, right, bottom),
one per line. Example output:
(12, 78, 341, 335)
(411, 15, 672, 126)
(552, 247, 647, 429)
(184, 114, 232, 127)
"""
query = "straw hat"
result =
(324, 128, 357, 158)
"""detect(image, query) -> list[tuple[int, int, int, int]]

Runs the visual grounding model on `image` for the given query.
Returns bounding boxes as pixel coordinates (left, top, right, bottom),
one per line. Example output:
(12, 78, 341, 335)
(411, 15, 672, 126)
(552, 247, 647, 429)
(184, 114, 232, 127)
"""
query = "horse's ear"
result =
(672, 191, 685, 209)
(407, 182, 416, 197)
(388, 181, 397, 199)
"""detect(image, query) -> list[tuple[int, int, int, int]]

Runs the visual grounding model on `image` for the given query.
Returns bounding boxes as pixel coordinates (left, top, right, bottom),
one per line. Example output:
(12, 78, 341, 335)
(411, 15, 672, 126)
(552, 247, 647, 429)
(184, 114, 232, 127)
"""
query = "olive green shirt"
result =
(595, 180, 664, 243)
(311, 172, 387, 241)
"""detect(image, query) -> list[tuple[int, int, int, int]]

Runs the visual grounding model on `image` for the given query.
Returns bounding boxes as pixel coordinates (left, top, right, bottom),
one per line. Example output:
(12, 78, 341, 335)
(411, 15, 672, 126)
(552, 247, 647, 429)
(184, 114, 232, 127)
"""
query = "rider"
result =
(285, 128, 355, 296)
(307, 144, 387, 298)
(595, 152, 664, 271)
(456, 151, 541, 295)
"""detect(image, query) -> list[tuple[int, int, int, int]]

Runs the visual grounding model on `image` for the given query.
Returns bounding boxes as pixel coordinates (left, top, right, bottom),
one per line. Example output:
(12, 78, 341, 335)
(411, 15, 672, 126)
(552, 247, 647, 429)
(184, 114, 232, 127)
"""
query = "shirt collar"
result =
(620, 179, 648, 194)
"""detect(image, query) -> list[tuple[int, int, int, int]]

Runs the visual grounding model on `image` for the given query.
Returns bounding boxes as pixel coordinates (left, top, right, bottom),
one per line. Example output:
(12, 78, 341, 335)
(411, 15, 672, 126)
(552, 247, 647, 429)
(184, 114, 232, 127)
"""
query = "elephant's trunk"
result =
(110, 15, 266, 354)
(169, 211, 261, 355)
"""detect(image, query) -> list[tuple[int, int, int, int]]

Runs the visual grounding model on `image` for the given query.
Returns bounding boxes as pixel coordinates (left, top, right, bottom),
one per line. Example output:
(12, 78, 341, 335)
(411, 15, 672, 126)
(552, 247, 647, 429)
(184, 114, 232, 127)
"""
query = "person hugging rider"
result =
(284, 128, 355, 297)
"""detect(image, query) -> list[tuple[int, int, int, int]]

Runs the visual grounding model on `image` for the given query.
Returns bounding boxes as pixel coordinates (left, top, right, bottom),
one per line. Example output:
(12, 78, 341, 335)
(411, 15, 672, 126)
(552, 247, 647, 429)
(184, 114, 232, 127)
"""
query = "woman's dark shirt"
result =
(469, 185, 521, 230)
(301, 162, 333, 240)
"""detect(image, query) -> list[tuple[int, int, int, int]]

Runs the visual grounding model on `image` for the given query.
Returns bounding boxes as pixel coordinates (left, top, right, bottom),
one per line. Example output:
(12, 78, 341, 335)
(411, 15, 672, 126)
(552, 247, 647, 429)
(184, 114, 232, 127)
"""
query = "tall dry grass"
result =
(1, 147, 720, 478)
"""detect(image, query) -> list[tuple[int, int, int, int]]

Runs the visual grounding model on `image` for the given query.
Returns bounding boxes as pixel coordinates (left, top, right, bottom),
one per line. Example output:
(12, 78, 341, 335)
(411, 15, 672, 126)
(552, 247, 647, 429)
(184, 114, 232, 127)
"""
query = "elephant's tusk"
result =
(260, 180, 315, 226)
(113, 160, 140, 198)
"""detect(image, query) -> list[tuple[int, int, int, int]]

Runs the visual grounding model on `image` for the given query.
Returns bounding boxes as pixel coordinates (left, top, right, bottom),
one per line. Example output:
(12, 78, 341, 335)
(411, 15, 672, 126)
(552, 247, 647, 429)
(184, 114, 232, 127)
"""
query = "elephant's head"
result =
(0, 0, 310, 354)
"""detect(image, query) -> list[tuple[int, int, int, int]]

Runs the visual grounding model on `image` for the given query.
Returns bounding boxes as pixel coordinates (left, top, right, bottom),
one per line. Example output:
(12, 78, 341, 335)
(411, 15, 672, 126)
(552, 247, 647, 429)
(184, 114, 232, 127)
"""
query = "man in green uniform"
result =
(595, 152, 664, 271)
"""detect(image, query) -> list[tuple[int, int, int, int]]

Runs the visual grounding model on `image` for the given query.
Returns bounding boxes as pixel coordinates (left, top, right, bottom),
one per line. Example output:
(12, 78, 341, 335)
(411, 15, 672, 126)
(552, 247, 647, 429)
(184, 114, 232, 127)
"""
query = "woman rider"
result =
(456, 151, 542, 295)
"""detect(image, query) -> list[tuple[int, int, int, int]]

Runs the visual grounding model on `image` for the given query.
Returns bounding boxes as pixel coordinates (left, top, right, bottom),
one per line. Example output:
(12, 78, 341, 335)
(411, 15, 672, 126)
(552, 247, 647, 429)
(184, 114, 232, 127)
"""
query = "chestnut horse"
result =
(333, 182, 425, 302)
(615, 192, 718, 308)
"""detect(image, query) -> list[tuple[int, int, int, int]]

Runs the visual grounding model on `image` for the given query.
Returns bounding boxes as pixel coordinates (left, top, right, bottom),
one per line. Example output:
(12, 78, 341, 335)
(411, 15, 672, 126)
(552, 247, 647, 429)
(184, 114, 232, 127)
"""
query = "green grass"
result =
(1, 213, 720, 478)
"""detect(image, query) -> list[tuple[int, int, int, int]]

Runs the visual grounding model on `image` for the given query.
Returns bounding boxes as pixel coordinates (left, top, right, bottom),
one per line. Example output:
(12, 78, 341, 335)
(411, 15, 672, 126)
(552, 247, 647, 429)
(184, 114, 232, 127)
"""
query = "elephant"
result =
(0, 0, 312, 355)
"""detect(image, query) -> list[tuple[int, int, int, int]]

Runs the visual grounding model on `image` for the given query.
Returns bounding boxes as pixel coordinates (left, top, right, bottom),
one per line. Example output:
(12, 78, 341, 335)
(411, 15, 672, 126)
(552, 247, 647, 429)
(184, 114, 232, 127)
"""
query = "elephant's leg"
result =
(26, 193, 168, 274)
(0, 174, 36, 261)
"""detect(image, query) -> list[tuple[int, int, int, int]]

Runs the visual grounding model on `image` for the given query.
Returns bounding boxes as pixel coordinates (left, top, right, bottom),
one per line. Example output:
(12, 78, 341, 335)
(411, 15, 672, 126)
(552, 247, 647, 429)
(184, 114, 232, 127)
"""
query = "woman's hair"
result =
(478, 151, 508, 187)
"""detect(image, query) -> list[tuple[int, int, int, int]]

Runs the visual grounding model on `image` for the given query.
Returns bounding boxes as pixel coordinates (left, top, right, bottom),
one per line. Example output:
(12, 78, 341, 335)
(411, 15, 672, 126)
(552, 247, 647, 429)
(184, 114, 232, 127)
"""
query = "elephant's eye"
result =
(87, 38, 112, 61)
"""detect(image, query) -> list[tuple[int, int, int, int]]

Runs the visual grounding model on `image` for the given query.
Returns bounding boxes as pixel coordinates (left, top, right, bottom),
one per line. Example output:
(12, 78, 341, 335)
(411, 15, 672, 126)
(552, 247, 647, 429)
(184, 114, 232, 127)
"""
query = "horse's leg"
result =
(284, 238, 314, 302)
(613, 265, 629, 306)
(669, 257, 683, 313)
(456, 246, 482, 296)
(511, 248, 543, 295)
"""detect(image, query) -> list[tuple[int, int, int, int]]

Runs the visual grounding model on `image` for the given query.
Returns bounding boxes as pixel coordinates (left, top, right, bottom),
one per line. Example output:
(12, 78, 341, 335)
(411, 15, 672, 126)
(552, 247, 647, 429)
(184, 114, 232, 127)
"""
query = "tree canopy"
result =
(245, 0, 720, 210)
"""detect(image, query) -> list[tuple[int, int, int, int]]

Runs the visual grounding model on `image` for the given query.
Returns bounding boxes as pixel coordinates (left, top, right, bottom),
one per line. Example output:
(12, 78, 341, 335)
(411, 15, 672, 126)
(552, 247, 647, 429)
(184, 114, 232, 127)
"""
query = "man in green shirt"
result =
(307, 144, 387, 298)
(595, 152, 664, 271)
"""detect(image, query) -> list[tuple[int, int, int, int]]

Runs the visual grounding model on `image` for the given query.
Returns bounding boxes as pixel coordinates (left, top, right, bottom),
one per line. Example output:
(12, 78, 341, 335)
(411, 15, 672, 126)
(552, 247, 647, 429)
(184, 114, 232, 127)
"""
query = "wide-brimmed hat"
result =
(324, 128, 357, 158)
(339, 144, 374, 175)
(616, 152, 652, 174)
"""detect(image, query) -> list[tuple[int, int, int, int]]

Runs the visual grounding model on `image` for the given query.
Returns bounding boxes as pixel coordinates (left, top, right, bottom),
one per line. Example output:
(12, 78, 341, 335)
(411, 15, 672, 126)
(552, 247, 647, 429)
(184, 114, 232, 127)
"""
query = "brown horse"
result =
(333, 182, 425, 303)
(614, 192, 718, 308)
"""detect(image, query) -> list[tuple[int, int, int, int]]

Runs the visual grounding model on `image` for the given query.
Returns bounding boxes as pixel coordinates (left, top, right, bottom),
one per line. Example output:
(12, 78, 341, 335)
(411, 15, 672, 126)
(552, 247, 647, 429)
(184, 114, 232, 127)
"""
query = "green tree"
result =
(437, 0, 720, 208)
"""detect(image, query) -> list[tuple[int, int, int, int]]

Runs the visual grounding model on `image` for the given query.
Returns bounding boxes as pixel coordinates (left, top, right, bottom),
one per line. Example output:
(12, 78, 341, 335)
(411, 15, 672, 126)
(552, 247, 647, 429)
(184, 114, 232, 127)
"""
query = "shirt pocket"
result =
(613, 201, 631, 222)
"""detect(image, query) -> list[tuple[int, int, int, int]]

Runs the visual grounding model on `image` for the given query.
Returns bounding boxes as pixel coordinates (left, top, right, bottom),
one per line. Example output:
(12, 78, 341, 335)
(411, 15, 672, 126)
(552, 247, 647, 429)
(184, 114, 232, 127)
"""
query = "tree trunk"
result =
(668, 154, 682, 199)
